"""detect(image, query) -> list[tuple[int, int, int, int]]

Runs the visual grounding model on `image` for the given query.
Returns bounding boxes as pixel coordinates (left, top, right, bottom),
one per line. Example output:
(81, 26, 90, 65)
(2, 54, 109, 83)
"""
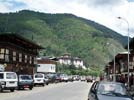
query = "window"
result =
(29, 56, 32, 64)
(19, 53, 22, 62)
(20, 75, 32, 80)
(0, 48, 9, 62)
(0, 48, 5, 59)
(25, 55, 27, 63)
(6, 73, 17, 79)
(34, 57, 37, 64)
(5, 49, 9, 62)
(13, 51, 16, 61)
(34, 74, 43, 78)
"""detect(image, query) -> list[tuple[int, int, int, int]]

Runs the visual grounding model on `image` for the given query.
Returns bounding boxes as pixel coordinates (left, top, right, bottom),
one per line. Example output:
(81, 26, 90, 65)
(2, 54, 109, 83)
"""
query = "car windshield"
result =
(35, 74, 43, 78)
(20, 75, 32, 80)
(97, 83, 129, 96)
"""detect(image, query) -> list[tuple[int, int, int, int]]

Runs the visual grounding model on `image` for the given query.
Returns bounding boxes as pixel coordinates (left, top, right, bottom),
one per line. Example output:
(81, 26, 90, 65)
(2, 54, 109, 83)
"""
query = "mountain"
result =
(0, 10, 127, 68)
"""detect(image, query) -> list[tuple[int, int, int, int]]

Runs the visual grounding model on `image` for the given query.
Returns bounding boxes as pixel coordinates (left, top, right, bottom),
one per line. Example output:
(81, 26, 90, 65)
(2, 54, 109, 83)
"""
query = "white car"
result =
(80, 76, 86, 81)
(33, 73, 45, 86)
(0, 71, 18, 92)
(61, 74, 68, 82)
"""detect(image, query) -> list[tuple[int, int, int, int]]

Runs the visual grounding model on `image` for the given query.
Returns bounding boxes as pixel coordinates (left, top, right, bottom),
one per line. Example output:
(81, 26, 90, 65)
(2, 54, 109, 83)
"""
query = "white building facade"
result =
(37, 58, 56, 73)
(58, 54, 86, 69)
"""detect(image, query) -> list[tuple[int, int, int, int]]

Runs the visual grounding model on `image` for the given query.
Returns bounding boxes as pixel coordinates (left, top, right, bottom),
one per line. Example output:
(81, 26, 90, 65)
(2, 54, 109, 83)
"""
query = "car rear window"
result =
(35, 74, 43, 78)
(6, 73, 17, 79)
(20, 75, 32, 80)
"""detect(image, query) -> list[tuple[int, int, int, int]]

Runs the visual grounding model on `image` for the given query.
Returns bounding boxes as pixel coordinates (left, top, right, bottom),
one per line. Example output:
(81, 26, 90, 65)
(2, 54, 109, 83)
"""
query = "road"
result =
(0, 81, 92, 100)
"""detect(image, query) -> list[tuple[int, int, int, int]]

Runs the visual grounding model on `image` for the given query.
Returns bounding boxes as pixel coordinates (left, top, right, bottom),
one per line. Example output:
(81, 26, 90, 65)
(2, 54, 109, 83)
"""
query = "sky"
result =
(0, 0, 134, 37)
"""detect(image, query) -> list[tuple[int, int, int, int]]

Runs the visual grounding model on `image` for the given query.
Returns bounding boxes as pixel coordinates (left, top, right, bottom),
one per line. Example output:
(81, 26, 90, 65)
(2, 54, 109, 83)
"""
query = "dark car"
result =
(18, 75, 33, 90)
(88, 81, 133, 100)
(44, 74, 49, 85)
(86, 76, 93, 82)
(47, 73, 57, 83)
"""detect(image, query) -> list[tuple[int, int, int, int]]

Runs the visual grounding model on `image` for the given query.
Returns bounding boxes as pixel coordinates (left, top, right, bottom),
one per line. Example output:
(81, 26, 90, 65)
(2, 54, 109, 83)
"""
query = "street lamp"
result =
(117, 17, 130, 88)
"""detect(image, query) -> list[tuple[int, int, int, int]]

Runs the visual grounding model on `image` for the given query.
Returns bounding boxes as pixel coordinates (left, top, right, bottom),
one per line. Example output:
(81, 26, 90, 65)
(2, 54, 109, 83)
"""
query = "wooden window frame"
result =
(13, 51, 16, 61)
(0, 48, 5, 60)
(19, 53, 22, 62)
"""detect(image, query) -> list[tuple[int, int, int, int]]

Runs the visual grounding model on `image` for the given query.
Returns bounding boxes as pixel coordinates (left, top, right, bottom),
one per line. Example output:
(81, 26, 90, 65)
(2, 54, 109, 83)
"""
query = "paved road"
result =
(0, 81, 92, 100)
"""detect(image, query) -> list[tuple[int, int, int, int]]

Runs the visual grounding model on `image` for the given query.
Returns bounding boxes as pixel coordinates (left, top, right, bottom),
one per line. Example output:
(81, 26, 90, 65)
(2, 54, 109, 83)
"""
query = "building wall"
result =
(0, 34, 42, 75)
(58, 58, 86, 69)
(73, 60, 84, 67)
(37, 64, 56, 73)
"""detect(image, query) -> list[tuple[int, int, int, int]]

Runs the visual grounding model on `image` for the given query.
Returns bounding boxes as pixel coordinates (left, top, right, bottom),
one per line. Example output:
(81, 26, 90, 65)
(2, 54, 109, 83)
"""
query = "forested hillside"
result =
(0, 10, 127, 69)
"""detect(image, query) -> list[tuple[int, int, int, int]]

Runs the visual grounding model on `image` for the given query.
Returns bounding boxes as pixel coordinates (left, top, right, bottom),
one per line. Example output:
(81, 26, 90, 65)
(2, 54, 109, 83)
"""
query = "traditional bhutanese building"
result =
(0, 33, 43, 75)
(105, 37, 134, 82)
(58, 53, 86, 69)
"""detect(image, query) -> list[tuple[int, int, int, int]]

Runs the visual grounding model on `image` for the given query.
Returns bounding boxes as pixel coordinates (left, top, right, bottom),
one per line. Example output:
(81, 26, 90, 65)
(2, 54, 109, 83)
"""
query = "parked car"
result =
(0, 71, 18, 92)
(72, 75, 80, 81)
(34, 73, 45, 86)
(47, 73, 57, 83)
(44, 74, 49, 85)
(86, 76, 93, 82)
(18, 75, 33, 90)
(80, 76, 86, 81)
(67, 75, 74, 82)
(54, 75, 62, 83)
(60, 74, 69, 82)
(88, 81, 133, 100)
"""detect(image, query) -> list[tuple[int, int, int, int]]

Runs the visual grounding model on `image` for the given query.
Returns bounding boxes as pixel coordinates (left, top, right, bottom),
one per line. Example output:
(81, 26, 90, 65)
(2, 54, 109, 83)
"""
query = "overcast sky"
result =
(0, 0, 134, 37)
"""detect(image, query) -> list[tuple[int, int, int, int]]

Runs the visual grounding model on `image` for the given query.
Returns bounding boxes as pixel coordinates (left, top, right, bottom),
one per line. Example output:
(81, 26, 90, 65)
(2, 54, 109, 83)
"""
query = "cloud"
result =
(91, 0, 124, 6)
(0, 0, 134, 37)
(0, 0, 26, 12)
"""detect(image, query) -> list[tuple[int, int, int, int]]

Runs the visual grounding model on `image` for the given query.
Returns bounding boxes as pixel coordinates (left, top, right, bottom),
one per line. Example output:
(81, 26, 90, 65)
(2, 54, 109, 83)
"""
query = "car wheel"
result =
(29, 87, 33, 90)
(0, 85, 3, 92)
(42, 84, 45, 86)
(10, 89, 14, 92)
(18, 87, 21, 90)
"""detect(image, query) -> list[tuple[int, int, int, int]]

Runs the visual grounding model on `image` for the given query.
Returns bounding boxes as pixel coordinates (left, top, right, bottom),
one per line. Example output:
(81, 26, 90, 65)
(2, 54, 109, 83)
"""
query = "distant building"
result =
(0, 33, 43, 75)
(37, 57, 56, 73)
(58, 53, 86, 69)
(58, 53, 72, 65)
(105, 52, 134, 82)
(105, 37, 134, 81)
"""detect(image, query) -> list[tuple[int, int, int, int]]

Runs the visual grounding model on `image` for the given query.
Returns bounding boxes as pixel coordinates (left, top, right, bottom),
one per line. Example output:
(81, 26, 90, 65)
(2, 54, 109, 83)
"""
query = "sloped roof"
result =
(0, 33, 44, 49)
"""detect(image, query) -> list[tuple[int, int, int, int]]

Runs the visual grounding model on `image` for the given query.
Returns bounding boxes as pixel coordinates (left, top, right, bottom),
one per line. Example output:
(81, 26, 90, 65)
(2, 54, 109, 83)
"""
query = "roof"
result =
(0, 33, 44, 49)
(118, 52, 128, 54)
(37, 57, 56, 64)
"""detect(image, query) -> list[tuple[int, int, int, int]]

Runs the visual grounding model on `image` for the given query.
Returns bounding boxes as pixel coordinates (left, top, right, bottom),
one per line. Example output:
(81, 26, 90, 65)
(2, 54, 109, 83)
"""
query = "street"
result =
(0, 81, 92, 100)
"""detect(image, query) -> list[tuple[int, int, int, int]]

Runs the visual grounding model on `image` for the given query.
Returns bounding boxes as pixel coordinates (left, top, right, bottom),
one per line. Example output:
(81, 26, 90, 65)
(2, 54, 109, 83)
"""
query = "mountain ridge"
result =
(0, 10, 127, 68)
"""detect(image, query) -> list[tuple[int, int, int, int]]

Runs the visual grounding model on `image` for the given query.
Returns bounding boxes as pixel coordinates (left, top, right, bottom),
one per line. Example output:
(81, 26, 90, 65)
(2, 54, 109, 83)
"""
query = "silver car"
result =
(88, 81, 133, 100)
